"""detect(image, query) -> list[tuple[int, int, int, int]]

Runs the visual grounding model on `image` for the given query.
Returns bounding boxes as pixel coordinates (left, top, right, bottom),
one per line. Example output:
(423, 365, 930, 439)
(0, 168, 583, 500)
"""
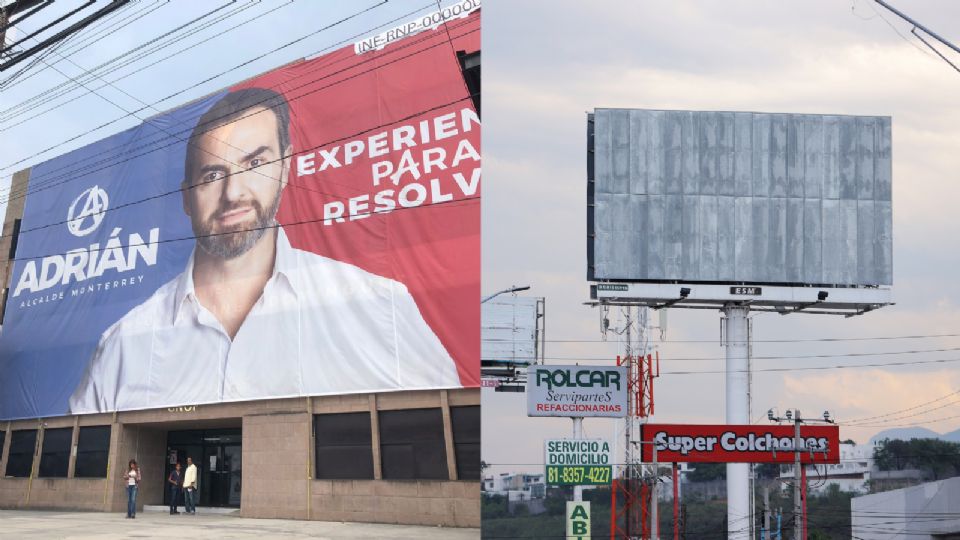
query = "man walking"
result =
(167, 462, 183, 515)
(183, 457, 198, 514)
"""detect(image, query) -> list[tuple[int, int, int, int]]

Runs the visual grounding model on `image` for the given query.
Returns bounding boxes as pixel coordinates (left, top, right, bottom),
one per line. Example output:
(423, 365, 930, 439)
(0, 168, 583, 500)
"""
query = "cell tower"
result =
(606, 306, 659, 539)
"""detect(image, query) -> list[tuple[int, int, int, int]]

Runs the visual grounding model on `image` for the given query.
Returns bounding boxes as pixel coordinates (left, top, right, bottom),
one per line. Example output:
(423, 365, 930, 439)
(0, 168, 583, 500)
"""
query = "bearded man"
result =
(69, 88, 459, 413)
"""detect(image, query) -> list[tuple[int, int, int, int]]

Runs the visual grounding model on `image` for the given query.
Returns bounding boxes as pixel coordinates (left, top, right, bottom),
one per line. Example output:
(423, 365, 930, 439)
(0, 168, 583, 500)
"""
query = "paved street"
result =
(0, 509, 480, 539)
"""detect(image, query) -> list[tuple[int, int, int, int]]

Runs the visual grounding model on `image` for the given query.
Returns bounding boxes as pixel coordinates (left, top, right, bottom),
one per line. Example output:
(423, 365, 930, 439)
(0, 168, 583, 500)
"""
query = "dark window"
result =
(0, 430, 5, 468)
(457, 50, 480, 115)
(379, 408, 448, 480)
(313, 412, 373, 480)
(38, 427, 72, 478)
(451, 406, 480, 480)
(75, 426, 111, 478)
(0, 288, 7, 325)
(9, 218, 21, 259)
(5, 429, 37, 478)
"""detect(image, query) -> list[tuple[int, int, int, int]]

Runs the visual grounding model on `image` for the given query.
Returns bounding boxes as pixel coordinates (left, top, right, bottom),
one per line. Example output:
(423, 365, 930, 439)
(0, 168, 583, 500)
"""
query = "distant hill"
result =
(869, 427, 943, 443)
(941, 428, 960, 443)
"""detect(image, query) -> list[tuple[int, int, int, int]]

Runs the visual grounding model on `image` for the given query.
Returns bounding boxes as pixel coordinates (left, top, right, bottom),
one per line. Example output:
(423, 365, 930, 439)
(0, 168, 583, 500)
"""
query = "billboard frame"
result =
(589, 281, 892, 317)
(586, 108, 894, 316)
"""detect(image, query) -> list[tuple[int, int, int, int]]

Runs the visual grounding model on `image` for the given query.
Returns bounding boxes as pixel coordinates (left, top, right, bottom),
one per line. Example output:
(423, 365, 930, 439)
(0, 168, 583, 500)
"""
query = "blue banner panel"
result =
(0, 94, 221, 419)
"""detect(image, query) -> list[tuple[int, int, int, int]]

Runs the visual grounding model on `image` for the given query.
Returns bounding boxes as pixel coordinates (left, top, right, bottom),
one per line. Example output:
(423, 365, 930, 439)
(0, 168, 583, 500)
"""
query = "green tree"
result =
(687, 462, 726, 481)
(873, 438, 960, 480)
(482, 494, 509, 519)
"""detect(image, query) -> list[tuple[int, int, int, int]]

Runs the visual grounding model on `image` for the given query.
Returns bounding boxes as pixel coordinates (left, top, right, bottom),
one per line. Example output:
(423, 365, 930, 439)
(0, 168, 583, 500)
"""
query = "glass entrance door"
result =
(203, 443, 242, 507)
(165, 428, 241, 508)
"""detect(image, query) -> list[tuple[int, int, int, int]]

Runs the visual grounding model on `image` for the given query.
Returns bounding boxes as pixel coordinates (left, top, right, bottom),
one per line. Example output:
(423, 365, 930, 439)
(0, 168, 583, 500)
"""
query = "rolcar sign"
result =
(526, 365, 628, 417)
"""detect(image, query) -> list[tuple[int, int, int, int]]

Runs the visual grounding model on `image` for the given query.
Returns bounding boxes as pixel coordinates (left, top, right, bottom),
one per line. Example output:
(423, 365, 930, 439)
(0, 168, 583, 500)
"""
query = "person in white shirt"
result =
(126, 459, 140, 519)
(182, 457, 198, 515)
(69, 88, 460, 414)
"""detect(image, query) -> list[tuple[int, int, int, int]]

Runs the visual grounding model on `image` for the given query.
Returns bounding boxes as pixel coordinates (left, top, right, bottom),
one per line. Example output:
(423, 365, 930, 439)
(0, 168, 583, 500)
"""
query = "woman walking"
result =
(126, 459, 140, 519)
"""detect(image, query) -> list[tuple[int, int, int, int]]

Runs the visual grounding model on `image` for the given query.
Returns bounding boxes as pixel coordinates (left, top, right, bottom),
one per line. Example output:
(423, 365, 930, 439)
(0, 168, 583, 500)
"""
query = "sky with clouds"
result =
(482, 0, 960, 475)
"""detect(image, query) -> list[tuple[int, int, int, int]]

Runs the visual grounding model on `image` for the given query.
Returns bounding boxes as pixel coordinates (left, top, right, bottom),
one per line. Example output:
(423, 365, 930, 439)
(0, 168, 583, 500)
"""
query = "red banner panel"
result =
(639, 424, 840, 464)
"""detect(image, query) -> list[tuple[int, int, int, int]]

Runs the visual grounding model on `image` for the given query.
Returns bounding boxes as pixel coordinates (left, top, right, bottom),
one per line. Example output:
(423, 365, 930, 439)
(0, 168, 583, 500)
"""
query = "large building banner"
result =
(0, 8, 480, 420)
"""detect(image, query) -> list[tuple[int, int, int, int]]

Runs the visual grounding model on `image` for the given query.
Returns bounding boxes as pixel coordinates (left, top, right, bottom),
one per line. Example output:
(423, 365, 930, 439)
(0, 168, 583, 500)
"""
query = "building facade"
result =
(0, 389, 480, 526)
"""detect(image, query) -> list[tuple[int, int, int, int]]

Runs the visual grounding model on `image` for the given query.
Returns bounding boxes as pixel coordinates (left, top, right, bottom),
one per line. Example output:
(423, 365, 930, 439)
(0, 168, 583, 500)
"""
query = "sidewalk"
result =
(0, 509, 480, 539)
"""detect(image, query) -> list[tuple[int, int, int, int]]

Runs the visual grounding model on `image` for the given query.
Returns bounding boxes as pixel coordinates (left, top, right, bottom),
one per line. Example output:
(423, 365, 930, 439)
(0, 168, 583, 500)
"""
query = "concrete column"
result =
(1, 422, 10, 474)
(369, 394, 382, 480)
(306, 397, 313, 520)
(26, 423, 44, 506)
(67, 418, 80, 478)
(724, 306, 751, 540)
(440, 390, 457, 480)
(103, 420, 122, 511)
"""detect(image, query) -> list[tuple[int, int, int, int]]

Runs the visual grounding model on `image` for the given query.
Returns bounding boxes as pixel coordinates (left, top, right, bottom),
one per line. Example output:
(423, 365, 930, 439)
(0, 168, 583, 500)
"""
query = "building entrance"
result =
(164, 428, 241, 508)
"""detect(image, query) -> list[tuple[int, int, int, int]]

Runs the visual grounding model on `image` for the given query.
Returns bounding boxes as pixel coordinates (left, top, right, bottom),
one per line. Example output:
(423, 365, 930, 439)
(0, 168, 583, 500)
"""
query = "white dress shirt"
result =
(68, 228, 460, 414)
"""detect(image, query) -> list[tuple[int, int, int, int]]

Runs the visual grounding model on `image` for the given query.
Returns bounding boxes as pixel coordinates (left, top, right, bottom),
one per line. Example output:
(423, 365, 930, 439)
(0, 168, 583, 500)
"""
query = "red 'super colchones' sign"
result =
(639, 424, 840, 464)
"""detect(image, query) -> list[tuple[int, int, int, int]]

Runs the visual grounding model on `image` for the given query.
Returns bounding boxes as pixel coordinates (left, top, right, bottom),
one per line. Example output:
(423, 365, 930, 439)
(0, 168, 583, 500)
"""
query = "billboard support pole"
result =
(573, 416, 584, 502)
(723, 305, 751, 540)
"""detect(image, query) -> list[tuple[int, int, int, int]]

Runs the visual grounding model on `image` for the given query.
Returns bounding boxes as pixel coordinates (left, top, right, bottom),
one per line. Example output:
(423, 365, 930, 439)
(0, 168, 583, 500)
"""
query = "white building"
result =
(852, 476, 960, 539)
(483, 472, 546, 501)
(779, 442, 875, 495)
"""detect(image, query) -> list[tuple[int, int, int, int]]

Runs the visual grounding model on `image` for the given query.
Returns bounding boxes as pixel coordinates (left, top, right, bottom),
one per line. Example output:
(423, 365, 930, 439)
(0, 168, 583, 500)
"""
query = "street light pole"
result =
(481, 285, 531, 304)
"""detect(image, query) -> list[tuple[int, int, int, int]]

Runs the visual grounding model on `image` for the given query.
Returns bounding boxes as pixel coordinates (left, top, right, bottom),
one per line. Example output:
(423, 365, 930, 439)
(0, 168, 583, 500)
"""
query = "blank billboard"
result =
(482, 297, 540, 366)
(588, 109, 892, 287)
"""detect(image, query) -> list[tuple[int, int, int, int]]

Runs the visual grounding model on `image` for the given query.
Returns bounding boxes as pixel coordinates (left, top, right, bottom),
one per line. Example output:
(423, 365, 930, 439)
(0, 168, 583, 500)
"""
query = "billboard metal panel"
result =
(0, 10, 480, 420)
(481, 296, 541, 366)
(588, 108, 893, 288)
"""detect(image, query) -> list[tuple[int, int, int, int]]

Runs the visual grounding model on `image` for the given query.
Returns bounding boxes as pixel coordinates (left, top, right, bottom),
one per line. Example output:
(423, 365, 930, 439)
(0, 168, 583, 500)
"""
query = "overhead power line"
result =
(0, 0, 258, 128)
(21, 0, 392, 213)
(0, 0, 130, 73)
(519, 355, 960, 375)
(0, 1, 455, 191)
(1, 94, 478, 265)
(498, 345, 960, 363)
(844, 388, 960, 425)
(0, 16, 478, 226)
(1, 1, 165, 91)
(482, 333, 960, 344)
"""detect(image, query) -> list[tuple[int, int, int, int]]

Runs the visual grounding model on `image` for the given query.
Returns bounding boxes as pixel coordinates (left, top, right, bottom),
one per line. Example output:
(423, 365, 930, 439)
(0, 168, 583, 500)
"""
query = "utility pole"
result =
(623, 307, 634, 536)
(681, 502, 687, 540)
(793, 410, 802, 540)
(763, 485, 771, 540)
(767, 407, 835, 540)
(650, 444, 658, 540)
(673, 463, 679, 540)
